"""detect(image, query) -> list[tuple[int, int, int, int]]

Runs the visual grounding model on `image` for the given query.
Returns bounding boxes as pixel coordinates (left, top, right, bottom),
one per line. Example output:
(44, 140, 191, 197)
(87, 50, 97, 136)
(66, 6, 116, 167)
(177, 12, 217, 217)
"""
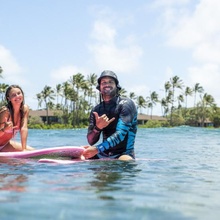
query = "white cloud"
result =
(130, 84, 150, 98)
(0, 45, 21, 73)
(0, 45, 35, 108)
(188, 63, 220, 105)
(152, 0, 191, 8)
(0, 45, 28, 85)
(166, 0, 220, 52)
(193, 41, 220, 63)
(49, 65, 88, 86)
(89, 20, 142, 74)
(91, 21, 116, 44)
(159, 0, 220, 106)
(188, 63, 219, 92)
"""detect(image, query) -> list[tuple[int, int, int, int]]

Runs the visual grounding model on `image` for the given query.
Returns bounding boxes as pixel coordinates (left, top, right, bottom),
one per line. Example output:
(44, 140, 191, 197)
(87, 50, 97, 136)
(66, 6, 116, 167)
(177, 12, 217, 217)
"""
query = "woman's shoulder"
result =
(23, 104, 30, 113)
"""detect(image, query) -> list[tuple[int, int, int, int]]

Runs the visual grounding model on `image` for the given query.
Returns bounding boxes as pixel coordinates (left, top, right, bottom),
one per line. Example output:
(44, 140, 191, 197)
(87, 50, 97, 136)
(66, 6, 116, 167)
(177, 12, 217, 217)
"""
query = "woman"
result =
(0, 85, 34, 152)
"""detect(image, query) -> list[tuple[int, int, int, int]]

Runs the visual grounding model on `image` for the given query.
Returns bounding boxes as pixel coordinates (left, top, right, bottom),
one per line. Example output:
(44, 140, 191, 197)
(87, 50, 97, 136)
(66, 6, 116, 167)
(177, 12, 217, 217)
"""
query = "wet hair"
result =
(5, 85, 25, 128)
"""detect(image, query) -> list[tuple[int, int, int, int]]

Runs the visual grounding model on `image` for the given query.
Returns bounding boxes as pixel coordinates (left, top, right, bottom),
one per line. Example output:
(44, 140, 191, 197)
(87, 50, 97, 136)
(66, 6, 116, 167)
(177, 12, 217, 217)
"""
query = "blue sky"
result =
(1, 0, 219, 115)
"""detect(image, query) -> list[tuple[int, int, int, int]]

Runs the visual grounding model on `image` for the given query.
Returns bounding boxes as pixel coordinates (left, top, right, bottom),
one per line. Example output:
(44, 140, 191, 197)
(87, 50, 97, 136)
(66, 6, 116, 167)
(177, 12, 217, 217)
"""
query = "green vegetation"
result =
(139, 120, 170, 128)
(0, 69, 219, 128)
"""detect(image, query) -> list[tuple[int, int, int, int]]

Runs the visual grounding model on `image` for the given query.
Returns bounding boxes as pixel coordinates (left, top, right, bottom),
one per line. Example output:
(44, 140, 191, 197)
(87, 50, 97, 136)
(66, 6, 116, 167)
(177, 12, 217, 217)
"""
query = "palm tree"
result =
(119, 88, 127, 97)
(170, 76, 184, 103)
(198, 93, 215, 127)
(68, 88, 78, 112)
(70, 73, 85, 90)
(87, 73, 98, 106)
(193, 83, 204, 107)
(47, 101, 55, 110)
(184, 86, 193, 108)
(161, 98, 168, 117)
(146, 91, 159, 119)
(55, 84, 62, 107)
(169, 75, 184, 124)
(177, 94, 184, 115)
(62, 82, 72, 111)
(69, 73, 85, 104)
(136, 96, 147, 114)
(69, 73, 86, 125)
(129, 92, 136, 101)
(81, 81, 90, 102)
(0, 83, 9, 102)
(164, 81, 171, 96)
(40, 86, 55, 124)
(0, 66, 3, 78)
(36, 93, 43, 109)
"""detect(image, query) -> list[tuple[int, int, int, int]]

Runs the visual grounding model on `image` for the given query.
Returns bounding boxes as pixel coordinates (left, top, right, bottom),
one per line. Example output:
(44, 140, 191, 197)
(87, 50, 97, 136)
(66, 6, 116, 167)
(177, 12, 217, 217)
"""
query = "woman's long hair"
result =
(5, 85, 25, 128)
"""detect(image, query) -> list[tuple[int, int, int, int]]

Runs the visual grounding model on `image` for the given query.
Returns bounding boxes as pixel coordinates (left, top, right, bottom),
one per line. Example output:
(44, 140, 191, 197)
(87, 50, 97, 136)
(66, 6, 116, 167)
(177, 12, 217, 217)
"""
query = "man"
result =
(83, 70, 137, 160)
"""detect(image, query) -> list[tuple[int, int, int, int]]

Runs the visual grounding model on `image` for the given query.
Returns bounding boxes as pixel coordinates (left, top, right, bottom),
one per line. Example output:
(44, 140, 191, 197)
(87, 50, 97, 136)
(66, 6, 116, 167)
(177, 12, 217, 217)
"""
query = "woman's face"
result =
(7, 88, 24, 106)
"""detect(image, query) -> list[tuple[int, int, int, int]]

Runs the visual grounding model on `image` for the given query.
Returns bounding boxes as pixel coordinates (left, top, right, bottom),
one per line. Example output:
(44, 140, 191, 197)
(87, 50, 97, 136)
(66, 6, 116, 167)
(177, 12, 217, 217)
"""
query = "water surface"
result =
(0, 127, 220, 220)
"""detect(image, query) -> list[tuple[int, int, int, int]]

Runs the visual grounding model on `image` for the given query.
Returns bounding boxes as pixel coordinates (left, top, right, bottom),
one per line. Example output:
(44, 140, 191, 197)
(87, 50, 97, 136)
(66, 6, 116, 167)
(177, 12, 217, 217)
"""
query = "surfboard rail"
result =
(0, 146, 85, 159)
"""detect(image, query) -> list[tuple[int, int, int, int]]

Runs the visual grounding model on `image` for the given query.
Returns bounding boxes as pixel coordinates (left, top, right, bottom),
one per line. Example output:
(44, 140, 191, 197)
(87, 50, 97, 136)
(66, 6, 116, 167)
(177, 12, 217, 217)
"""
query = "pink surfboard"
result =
(38, 158, 168, 164)
(0, 146, 85, 159)
(38, 158, 114, 164)
(38, 158, 86, 164)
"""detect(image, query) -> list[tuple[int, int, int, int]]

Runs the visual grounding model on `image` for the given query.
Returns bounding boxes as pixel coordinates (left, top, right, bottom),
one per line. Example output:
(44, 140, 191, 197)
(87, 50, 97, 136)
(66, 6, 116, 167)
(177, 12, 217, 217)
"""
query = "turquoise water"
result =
(0, 127, 220, 220)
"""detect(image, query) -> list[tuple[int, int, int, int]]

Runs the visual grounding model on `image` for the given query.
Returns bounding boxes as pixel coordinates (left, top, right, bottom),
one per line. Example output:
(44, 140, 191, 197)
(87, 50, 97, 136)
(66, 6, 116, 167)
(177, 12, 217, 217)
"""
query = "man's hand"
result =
(82, 145, 98, 159)
(93, 112, 115, 130)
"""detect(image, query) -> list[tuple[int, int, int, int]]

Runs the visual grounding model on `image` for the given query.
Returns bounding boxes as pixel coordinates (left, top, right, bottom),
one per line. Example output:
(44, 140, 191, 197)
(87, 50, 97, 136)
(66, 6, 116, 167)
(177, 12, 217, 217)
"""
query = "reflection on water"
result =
(0, 127, 220, 220)
(88, 160, 141, 200)
(0, 159, 31, 204)
(0, 174, 28, 193)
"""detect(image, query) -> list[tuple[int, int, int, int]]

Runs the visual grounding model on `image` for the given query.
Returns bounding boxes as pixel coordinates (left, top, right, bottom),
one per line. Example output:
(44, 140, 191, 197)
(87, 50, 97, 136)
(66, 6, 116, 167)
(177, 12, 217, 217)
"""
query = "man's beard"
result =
(101, 87, 117, 96)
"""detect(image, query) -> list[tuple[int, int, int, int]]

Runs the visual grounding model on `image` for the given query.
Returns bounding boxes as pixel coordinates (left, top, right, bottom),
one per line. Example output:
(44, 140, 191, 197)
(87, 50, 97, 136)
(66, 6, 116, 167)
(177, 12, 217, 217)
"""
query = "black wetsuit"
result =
(87, 96, 137, 159)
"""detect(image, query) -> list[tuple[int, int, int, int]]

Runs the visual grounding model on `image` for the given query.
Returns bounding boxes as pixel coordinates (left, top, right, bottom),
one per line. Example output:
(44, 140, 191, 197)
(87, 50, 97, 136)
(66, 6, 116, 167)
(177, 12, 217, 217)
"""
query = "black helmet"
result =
(96, 70, 121, 90)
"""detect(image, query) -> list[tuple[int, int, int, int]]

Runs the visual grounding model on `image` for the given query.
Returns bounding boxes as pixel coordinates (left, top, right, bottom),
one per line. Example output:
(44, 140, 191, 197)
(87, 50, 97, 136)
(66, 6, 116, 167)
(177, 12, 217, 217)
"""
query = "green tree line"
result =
(1, 68, 220, 127)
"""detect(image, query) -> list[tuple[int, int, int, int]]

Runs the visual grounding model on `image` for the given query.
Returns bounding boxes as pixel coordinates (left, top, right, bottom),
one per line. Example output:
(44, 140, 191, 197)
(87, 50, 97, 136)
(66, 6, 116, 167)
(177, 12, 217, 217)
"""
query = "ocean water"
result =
(0, 127, 220, 220)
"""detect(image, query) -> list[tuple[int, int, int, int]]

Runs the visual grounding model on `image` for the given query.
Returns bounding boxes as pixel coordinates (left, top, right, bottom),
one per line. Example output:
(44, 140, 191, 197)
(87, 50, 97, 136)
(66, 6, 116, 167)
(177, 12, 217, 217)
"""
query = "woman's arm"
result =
(20, 105, 29, 150)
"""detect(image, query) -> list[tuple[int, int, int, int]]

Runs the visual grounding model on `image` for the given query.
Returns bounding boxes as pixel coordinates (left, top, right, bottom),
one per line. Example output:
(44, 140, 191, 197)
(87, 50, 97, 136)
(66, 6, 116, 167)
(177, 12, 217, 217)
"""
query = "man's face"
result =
(100, 76, 117, 96)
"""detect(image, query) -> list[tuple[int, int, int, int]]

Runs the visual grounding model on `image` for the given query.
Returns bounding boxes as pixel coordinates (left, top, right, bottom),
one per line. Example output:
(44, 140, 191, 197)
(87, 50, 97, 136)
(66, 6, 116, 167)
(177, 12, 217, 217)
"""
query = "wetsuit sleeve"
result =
(96, 99, 137, 153)
(87, 110, 102, 145)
